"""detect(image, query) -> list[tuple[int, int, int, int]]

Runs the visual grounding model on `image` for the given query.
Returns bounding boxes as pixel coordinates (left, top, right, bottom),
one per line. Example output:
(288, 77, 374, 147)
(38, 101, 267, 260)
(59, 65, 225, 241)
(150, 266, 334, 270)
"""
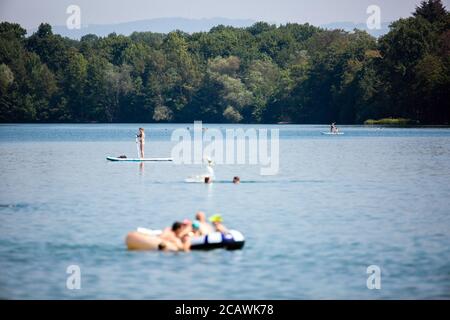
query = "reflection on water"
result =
(0, 124, 450, 299)
(0, 203, 30, 210)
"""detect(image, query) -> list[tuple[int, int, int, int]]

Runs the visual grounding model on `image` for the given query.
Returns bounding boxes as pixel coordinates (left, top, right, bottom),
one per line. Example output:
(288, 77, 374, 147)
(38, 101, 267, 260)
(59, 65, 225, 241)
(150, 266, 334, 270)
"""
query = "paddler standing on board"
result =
(330, 122, 339, 133)
(136, 127, 145, 158)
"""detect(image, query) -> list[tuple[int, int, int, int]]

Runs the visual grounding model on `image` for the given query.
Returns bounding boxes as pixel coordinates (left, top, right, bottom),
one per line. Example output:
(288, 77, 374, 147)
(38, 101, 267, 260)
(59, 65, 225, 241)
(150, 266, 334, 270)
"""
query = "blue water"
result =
(0, 124, 450, 299)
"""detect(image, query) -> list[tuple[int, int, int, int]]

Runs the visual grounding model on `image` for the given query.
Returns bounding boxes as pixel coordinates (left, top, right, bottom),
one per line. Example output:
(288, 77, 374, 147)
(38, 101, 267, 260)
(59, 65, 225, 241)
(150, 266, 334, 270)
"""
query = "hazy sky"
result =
(1, 0, 449, 29)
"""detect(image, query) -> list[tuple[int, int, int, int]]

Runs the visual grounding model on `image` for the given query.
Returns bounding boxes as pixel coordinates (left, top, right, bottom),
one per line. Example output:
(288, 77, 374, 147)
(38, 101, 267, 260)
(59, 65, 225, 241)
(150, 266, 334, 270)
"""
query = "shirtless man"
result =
(160, 221, 191, 252)
(195, 211, 214, 235)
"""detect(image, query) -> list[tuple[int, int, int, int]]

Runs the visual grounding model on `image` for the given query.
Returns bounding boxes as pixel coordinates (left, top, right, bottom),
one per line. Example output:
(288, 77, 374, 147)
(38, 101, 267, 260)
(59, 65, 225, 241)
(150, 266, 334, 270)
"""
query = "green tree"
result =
(0, 63, 14, 92)
(160, 32, 201, 121)
(206, 56, 252, 122)
(62, 49, 88, 120)
(414, 0, 447, 23)
(0, 2, 448, 124)
(244, 58, 281, 122)
(26, 23, 68, 72)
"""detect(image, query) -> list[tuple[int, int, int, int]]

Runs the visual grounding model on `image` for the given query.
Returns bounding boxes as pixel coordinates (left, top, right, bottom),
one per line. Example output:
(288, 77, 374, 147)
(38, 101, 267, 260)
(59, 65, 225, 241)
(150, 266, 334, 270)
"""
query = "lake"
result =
(0, 124, 449, 299)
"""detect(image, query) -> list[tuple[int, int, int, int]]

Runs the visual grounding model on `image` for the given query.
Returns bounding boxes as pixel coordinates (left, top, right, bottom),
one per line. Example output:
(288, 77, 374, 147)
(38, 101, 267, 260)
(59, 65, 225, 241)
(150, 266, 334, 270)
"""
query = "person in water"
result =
(192, 220, 201, 236)
(180, 219, 195, 237)
(195, 211, 214, 235)
(137, 127, 145, 158)
(209, 214, 229, 234)
(204, 176, 212, 184)
(159, 221, 191, 252)
(233, 176, 240, 184)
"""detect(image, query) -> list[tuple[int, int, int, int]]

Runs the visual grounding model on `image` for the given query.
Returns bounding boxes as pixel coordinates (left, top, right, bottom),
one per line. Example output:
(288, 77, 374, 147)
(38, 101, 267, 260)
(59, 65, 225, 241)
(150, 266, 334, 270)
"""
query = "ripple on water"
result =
(1, 124, 450, 299)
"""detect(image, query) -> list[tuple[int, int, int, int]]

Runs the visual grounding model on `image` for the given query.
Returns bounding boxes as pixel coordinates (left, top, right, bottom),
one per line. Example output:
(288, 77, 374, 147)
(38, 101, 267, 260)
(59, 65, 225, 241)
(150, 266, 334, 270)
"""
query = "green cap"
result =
(192, 220, 200, 230)
(209, 214, 223, 223)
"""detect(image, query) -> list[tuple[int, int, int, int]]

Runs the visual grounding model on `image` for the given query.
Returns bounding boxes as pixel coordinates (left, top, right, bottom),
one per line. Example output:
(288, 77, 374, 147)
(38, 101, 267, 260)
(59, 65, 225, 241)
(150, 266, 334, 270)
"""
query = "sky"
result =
(1, 0, 449, 29)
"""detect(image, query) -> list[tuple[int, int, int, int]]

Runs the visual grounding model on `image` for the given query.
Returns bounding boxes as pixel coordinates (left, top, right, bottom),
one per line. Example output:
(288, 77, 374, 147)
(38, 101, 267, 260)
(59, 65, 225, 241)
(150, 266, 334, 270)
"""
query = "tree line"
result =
(0, 0, 449, 124)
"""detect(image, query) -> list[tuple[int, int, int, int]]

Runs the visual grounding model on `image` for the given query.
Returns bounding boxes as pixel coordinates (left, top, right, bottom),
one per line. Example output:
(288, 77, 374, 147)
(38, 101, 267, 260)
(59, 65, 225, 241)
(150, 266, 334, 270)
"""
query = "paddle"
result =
(136, 133, 140, 158)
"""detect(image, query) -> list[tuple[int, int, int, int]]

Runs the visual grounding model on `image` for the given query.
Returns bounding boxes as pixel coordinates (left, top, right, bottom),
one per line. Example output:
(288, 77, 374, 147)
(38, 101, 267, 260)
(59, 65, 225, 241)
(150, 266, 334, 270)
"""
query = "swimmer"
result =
(233, 176, 240, 184)
(209, 214, 229, 234)
(204, 176, 212, 184)
(185, 157, 214, 183)
(195, 211, 214, 235)
(180, 219, 195, 237)
(192, 220, 201, 236)
(160, 221, 191, 251)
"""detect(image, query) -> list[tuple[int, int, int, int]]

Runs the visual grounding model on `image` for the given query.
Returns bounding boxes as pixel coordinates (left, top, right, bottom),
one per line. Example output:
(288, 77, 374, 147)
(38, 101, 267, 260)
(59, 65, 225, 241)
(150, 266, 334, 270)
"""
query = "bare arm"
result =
(216, 224, 229, 234)
(182, 237, 191, 252)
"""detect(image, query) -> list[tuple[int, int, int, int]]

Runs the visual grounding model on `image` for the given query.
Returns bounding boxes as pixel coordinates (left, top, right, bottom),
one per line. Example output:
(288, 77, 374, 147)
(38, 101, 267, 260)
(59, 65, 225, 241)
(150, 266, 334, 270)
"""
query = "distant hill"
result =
(27, 17, 391, 39)
(320, 21, 390, 38)
(28, 17, 256, 39)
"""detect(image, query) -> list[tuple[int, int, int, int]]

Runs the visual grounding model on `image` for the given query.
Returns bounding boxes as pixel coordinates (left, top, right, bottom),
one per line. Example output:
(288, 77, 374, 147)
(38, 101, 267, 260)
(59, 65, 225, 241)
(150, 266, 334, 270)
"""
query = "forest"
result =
(0, 0, 449, 124)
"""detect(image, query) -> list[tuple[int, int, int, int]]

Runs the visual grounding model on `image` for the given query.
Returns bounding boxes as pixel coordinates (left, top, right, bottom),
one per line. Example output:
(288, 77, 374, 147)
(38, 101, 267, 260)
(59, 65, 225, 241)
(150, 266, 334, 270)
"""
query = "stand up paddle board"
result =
(321, 132, 344, 135)
(107, 156, 173, 162)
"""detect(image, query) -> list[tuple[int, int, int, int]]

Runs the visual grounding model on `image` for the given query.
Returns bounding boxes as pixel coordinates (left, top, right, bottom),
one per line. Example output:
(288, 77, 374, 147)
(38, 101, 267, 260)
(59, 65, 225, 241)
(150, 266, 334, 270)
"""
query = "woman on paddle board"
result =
(137, 128, 145, 158)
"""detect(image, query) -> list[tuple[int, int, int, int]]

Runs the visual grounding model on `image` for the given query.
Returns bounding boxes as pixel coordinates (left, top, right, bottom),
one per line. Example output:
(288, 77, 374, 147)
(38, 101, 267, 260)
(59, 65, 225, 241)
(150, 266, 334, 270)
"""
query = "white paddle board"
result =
(321, 132, 344, 135)
(107, 156, 173, 162)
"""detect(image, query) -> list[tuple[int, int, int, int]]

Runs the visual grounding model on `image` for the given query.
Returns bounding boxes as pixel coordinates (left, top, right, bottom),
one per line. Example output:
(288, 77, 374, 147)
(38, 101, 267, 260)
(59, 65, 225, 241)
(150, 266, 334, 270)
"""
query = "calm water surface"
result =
(0, 124, 449, 299)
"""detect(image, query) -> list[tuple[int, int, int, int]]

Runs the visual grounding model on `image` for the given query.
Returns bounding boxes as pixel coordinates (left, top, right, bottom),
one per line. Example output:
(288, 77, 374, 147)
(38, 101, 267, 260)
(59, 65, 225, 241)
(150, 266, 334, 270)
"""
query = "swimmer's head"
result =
(196, 211, 206, 221)
(209, 214, 223, 223)
(233, 176, 240, 184)
(192, 220, 200, 230)
(205, 157, 214, 166)
(181, 219, 192, 233)
(171, 221, 183, 232)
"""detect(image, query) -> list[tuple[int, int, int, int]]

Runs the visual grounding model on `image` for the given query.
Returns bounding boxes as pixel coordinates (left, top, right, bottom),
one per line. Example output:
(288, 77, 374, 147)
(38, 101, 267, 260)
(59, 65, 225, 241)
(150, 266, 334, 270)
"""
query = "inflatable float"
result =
(126, 227, 245, 251)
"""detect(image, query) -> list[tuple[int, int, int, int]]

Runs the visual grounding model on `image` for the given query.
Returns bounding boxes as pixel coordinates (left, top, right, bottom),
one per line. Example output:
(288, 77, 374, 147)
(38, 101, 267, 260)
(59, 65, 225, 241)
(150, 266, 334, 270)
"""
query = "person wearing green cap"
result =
(191, 220, 201, 236)
(209, 214, 229, 234)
